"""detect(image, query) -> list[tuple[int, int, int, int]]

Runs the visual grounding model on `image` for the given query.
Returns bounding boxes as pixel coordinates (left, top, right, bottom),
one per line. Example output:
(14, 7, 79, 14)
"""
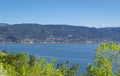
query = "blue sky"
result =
(0, 0, 120, 27)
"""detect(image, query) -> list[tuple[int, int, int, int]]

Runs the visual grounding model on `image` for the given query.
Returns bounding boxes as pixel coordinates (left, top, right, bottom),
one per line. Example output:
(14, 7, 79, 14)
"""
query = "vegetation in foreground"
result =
(0, 50, 78, 76)
(82, 42, 120, 76)
(1, 42, 120, 76)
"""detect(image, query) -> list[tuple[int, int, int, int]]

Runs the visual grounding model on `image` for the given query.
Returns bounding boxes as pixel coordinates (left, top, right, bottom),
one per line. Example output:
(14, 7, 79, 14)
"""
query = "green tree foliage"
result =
(1, 48, 7, 54)
(0, 63, 7, 76)
(4, 42, 120, 76)
(0, 51, 79, 76)
(56, 61, 79, 76)
(82, 42, 120, 76)
(29, 55, 36, 66)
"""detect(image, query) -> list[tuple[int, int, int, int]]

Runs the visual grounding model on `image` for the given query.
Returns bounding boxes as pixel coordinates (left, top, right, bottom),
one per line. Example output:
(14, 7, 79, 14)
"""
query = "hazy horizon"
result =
(1, 22, 120, 28)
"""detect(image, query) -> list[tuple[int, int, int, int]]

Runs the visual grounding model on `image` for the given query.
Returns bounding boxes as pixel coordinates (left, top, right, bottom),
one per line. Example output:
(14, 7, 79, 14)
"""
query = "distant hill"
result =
(0, 23, 9, 27)
(0, 23, 120, 43)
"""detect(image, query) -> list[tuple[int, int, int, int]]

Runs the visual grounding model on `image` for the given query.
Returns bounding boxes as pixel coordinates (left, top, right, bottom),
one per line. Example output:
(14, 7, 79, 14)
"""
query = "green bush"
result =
(0, 51, 78, 76)
(82, 42, 120, 76)
(2, 42, 120, 76)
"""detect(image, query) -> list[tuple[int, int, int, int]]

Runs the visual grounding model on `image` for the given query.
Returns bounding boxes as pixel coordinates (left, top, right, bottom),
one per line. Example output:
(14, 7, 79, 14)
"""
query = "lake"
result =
(0, 44, 98, 74)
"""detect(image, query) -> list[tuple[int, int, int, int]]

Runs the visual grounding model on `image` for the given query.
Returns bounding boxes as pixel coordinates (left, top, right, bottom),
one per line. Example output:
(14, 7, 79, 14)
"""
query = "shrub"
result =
(82, 42, 120, 76)
(0, 51, 78, 76)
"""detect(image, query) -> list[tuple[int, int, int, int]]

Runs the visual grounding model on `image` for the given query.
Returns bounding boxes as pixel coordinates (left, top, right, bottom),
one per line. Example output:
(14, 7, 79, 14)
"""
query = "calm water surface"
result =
(0, 44, 98, 73)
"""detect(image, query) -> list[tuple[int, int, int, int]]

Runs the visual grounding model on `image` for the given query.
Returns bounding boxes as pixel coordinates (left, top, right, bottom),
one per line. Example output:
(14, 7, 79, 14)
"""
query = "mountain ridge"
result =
(0, 23, 120, 43)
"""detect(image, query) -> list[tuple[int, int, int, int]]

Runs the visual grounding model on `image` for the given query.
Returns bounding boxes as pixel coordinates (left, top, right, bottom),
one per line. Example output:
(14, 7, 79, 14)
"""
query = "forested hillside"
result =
(0, 23, 120, 43)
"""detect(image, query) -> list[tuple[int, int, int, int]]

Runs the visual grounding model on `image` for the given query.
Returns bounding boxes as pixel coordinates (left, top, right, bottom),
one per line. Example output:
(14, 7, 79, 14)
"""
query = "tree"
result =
(56, 61, 79, 76)
(82, 42, 120, 76)
(29, 54, 36, 66)
(1, 48, 7, 54)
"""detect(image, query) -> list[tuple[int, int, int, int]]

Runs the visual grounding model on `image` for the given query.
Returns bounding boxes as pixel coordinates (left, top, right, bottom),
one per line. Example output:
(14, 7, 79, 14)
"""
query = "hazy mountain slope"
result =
(0, 23, 120, 43)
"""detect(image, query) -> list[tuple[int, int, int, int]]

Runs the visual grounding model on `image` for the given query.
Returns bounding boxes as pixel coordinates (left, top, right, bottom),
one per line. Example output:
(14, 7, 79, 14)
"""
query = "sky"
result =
(0, 0, 120, 27)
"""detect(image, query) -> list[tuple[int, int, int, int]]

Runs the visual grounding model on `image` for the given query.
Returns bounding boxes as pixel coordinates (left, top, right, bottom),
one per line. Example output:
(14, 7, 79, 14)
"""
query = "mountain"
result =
(0, 23, 9, 27)
(0, 23, 120, 43)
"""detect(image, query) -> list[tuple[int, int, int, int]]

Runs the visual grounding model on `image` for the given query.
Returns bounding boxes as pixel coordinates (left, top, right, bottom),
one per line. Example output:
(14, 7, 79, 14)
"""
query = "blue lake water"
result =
(0, 44, 98, 74)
